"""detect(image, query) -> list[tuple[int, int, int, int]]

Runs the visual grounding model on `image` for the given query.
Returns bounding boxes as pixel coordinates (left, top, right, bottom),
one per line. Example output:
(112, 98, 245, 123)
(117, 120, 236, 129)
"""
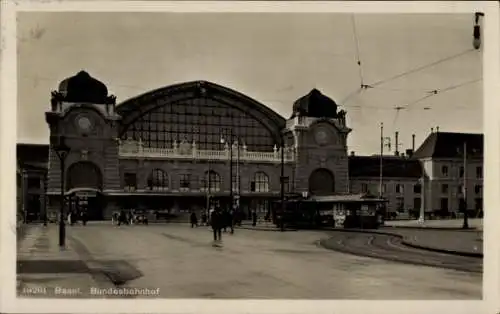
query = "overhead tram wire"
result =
(365, 48, 476, 89)
(402, 78, 482, 110)
(338, 15, 368, 110)
(388, 78, 481, 126)
(351, 15, 366, 88)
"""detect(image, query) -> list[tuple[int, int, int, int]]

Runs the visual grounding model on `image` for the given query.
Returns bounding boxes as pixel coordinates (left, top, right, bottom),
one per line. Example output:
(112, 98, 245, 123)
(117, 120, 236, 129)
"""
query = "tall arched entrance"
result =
(66, 161, 105, 220)
(309, 168, 335, 195)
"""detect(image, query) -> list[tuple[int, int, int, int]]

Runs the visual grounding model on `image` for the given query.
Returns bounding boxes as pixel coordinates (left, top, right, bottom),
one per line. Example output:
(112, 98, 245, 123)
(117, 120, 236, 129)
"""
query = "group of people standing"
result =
(68, 209, 88, 226)
(112, 210, 149, 226)
(190, 207, 240, 244)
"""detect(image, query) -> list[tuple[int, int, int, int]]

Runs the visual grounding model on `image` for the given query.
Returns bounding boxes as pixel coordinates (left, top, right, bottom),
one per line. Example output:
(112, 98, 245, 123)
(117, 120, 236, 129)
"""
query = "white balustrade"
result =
(118, 139, 294, 163)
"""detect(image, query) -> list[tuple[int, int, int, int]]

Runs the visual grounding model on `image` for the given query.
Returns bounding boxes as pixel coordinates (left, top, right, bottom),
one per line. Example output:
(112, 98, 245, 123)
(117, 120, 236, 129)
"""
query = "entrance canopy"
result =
(65, 187, 102, 197)
(307, 193, 387, 203)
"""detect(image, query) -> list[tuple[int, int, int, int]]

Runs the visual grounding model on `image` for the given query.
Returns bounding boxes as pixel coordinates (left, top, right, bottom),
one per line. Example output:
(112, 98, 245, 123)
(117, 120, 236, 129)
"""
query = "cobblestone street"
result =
(17, 223, 482, 299)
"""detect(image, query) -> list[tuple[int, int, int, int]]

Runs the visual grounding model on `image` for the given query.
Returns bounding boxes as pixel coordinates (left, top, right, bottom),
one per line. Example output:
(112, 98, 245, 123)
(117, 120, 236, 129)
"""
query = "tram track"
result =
(320, 231, 482, 274)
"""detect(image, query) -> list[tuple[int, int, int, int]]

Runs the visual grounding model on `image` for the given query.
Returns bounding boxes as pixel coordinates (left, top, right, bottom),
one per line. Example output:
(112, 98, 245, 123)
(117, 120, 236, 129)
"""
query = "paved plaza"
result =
(17, 223, 482, 299)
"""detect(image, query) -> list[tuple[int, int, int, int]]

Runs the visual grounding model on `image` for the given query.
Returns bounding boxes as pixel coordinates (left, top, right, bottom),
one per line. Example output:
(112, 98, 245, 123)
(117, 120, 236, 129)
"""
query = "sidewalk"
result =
(392, 228, 483, 257)
(17, 224, 114, 298)
(384, 218, 483, 231)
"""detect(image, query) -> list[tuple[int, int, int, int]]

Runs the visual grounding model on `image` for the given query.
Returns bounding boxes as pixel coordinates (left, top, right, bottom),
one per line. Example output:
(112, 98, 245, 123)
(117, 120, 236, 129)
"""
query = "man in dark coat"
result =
(118, 210, 128, 226)
(228, 208, 235, 234)
(211, 208, 223, 243)
(190, 212, 198, 228)
(81, 210, 88, 226)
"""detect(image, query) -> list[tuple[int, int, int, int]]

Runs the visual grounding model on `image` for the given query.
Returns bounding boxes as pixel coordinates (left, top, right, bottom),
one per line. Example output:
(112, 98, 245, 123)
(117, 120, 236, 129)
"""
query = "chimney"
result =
(350, 151, 355, 156)
(412, 134, 415, 151)
(431, 127, 434, 133)
(406, 149, 413, 157)
(395, 132, 399, 156)
(436, 126, 439, 132)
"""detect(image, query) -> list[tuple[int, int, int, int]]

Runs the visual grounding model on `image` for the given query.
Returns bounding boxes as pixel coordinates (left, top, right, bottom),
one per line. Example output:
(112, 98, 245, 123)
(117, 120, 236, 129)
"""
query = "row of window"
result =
(441, 165, 482, 179)
(439, 197, 483, 211)
(440, 184, 482, 195)
(393, 197, 483, 212)
(361, 183, 419, 194)
(361, 182, 483, 196)
(123, 169, 272, 193)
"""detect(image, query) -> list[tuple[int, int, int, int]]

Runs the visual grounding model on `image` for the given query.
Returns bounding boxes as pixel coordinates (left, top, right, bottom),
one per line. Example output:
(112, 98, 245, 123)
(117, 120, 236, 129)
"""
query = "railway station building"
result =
(17, 71, 483, 221)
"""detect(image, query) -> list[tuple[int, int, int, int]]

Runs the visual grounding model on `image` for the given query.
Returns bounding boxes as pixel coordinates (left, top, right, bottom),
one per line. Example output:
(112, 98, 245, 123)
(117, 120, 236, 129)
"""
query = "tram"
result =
(274, 193, 387, 229)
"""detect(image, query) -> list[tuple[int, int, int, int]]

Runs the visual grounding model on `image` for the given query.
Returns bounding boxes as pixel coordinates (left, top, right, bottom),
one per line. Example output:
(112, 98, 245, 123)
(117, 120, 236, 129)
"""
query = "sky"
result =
(17, 12, 483, 155)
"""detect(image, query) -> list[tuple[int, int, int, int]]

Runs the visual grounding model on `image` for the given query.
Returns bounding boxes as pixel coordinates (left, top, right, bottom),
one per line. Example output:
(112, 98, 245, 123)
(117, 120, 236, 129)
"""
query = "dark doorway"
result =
(66, 161, 103, 191)
(308, 168, 335, 195)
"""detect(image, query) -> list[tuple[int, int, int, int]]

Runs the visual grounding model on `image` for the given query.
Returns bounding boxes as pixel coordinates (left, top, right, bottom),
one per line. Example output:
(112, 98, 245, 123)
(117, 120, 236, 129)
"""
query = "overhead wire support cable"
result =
(367, 48, 475, 88)
(351, 15, 365, 87)
(402, 78, 482, 110)
(339, 15, 367, 109)
(392, 106, 404, 128)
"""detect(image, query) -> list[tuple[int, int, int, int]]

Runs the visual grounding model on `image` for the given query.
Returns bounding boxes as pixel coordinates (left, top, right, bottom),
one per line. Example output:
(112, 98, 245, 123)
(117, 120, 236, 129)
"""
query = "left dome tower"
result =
(45, 71, 122, 220)
(58, 70, 110, 104)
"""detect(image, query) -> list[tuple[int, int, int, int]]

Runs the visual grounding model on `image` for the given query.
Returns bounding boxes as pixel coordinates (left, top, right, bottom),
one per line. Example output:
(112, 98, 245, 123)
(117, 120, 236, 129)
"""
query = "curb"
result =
(318, 238, 482, 274)
(383, 225, 479, 231)
(237, 226, 298, 232)
(400, 240, 483, 258)
(323, 228, 483, 258)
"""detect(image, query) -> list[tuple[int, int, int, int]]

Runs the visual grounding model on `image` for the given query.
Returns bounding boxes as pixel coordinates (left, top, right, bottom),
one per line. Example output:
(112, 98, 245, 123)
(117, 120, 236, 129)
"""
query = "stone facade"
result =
(44, 72, 349, 220)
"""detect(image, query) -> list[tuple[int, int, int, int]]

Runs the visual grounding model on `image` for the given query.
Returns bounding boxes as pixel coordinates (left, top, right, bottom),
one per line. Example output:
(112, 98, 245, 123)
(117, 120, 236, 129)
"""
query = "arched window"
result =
(147, 169, 169, 191)
(201, 170, 221, 192)
(309, 168, 335, 195)
(66, 161, 103, 191)
(251, 172, 269, 192)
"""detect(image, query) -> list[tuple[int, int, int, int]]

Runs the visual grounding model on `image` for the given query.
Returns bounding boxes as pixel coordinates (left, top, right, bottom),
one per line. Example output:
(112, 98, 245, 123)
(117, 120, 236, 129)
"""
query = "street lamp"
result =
(220, 129, 240, 211)
(473, 12, 484, 50)
(279, 135, 286, 232)
(461, 142, 469, 229)
(50, 135, 70, 248)
(43, 172, 48, 227)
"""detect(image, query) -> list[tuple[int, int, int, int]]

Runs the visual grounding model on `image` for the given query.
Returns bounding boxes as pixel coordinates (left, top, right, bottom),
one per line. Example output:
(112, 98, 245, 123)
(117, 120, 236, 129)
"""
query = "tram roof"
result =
(282, 193, 387, 203)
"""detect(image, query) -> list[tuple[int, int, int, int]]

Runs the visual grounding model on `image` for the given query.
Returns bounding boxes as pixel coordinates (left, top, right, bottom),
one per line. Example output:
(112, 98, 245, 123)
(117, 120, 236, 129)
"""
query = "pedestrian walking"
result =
(118, 210, 128, 226)
(201, 211, 207, 226)
(229, 208, 235, 234)
(211, 208, 223, 245)
(190, 211, 198, 228)
(81, 210, 88, 226)
(222, 209, 229, 233)
(252, 210, 257, 227)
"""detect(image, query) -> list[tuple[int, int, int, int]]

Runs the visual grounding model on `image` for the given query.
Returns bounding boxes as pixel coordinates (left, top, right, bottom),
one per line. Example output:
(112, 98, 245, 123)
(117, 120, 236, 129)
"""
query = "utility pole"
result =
(280, 136, 285, 231)
(236, 139, 241, 211)
(206, 160, 211, 214)
(379, 123, 391, 221)
(418, 173, 425, 224)
(379, 123, 383, 199)
(228, 129, 233, 211)
(462, 141, 469, 229)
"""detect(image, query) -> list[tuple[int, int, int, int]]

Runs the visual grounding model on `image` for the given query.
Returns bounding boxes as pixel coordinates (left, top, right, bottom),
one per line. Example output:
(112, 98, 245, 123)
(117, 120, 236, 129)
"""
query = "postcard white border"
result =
(1, 1, 499, 314)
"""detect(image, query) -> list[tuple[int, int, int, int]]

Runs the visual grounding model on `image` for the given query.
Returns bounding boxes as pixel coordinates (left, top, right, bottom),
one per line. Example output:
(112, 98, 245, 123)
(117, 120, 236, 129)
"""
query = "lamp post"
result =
(50, 135, 70, 248)
(461, 142, 469, 229)
(221, 129, 239, 211)
(43, 172, 48, 227)
(279, 135, 286, 232)
(418, 176, 425, 224)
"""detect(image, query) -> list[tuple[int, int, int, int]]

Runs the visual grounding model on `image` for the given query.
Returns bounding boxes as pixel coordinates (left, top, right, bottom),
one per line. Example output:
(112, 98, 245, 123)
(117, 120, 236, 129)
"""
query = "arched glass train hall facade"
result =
(45, 71, 352, 220)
